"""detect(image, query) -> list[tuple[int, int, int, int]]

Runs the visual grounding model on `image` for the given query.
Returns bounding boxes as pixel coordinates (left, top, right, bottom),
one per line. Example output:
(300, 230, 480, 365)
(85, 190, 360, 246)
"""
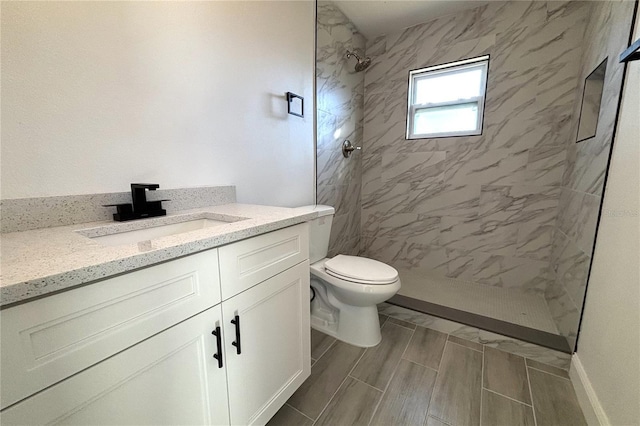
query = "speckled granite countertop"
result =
(0, 204, 318, 308)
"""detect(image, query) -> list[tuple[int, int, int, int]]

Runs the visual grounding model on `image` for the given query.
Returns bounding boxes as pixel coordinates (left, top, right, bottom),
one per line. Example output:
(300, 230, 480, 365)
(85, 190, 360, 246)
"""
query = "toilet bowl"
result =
(296, 205, 401, 347)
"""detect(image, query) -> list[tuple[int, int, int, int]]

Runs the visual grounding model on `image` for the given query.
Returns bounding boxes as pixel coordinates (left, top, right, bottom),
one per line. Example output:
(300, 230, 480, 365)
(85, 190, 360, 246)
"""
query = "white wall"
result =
(1, 1, 315, 207)
(575, 5, 640, 424)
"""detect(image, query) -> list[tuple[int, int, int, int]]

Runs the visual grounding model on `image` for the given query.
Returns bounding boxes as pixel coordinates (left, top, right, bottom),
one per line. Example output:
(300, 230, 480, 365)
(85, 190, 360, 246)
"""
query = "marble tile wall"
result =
(360, 1, 591, 295)
(316, 1, 365, 256)
(546, 0, 636, 349)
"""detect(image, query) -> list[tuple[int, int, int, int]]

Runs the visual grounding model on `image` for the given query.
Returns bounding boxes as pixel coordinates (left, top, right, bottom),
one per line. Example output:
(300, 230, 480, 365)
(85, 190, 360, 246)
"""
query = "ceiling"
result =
(334, 1, 490, 39)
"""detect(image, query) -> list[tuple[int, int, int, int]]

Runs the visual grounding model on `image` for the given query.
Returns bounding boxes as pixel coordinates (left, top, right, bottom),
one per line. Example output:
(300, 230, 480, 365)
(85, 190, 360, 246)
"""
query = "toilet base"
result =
(311, 304, 382, 348)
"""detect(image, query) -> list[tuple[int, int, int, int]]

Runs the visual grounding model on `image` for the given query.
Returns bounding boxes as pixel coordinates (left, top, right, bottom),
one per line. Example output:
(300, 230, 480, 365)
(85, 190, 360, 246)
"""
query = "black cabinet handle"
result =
(231, 315, 241, 355)
(211, 326, 223, 368)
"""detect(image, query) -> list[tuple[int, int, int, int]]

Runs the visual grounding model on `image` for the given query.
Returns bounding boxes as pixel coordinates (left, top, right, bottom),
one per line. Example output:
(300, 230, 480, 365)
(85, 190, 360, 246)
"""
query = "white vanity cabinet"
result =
(0, 306, 231, 426)
(214, 221, 311, 425)
(222, 261, 310, 425)
(0, 223, 311, 426)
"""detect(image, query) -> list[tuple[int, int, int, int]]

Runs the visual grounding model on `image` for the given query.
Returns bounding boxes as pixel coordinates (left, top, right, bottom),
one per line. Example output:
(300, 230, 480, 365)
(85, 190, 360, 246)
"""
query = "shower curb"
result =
(388, 294, 572, 353)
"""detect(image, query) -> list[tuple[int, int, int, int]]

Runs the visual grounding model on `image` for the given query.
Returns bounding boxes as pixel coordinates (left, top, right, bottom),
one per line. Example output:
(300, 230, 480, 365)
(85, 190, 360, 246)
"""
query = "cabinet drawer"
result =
(0, 249, 221, 410)
(218, 223, 309, 300)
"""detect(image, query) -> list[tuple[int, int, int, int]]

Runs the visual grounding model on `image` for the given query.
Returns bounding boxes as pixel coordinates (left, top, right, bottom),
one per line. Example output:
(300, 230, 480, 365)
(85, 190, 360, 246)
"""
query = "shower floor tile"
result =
(396, 269, 559, 334)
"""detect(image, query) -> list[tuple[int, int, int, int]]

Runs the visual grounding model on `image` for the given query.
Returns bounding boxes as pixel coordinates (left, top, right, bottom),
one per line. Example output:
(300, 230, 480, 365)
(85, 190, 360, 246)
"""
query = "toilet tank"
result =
(296, 205, 334, 263)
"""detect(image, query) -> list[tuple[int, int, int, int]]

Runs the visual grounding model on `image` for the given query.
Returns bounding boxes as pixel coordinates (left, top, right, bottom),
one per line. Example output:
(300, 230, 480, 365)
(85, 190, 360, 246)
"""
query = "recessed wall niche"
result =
(576, 59, 608, 142)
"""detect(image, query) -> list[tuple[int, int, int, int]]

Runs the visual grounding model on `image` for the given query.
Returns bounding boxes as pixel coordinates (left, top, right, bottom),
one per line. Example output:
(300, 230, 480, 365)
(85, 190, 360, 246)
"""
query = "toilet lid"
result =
(324, 255, 399, 285)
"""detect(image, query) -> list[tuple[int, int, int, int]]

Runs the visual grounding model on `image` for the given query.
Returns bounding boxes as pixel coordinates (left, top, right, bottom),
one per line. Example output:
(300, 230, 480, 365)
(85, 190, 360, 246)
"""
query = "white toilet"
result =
(299, 205, 401, 347)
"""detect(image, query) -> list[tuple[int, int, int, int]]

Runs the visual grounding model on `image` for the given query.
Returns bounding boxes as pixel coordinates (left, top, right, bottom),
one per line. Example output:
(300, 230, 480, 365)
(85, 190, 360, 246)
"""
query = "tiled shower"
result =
(316, 0, 365, 258)
(316, 0, 635, 351)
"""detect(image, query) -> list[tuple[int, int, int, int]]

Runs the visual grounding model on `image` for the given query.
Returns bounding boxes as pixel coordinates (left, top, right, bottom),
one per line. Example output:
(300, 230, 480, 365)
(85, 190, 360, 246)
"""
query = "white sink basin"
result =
(86, 218, 236, 247)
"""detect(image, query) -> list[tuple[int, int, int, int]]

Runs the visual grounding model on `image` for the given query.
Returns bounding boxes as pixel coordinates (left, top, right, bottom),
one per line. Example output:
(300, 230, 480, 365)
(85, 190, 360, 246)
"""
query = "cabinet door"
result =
(223, 261, 310, 426)
(1, 306, 230, 426)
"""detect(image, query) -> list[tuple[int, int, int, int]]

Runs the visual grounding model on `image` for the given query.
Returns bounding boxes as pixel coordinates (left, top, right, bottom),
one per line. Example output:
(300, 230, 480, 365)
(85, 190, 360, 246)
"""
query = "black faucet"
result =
(131, 183, 160, 215)
(104, 183, 168, 221)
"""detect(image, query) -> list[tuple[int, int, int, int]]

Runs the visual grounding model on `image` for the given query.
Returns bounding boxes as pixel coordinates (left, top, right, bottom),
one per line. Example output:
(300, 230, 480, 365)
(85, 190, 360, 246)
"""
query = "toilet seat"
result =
(324, 255, 399, 285)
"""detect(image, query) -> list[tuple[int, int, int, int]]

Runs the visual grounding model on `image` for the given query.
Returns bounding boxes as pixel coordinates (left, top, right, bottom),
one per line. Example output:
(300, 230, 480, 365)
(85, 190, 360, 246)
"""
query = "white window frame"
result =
(406, 55, 490, 140)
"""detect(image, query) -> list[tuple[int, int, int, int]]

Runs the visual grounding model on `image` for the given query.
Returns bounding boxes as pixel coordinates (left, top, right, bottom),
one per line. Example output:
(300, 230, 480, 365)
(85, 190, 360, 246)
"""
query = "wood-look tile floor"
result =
(269, 315, 586, 426)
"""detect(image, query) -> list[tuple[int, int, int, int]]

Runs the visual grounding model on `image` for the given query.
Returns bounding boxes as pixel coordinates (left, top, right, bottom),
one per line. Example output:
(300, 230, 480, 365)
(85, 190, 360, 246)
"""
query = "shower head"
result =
(355, 56, 372, 72)
(346, 50, 371, 72)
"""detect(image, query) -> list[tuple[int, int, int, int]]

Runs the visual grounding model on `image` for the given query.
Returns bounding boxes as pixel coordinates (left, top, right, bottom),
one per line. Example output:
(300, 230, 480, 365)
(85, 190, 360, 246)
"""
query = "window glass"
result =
(414, 68, 484, 104)
(406, 55, 489, 139)
(414, 102, 480, 135)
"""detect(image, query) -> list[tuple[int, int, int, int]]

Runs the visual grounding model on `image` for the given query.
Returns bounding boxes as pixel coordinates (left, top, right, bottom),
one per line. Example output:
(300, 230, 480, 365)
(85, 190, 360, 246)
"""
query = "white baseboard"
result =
(570, 354, 610, 426)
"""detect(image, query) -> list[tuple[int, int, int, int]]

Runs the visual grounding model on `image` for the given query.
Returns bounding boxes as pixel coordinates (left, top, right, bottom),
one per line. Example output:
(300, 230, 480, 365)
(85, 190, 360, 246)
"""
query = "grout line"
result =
(385, 318, 416, 331)
(388, 323, 416, 331)
(368, 327, 416, 426)
(399, 322, 443, 372)
(379, 315, 388, 327)
(482, 388, 534, 408)
(399, 327, 415, 361)
(313, 336, 337, 363)
(401, 357, 440, 374)
(525, 364, 571, 381)
(367, 389, 387, 425)
(313, 345, 368, 424)
(527, 366, 572, 382)
(480, 340, 485, 426)
(348, 374, 385, 392)
(433, 332, 448, 371)
(422, 374, 440, 425)
(425, 340, 449, 422)
(427, 415, 453, 425)
(437, 333, 448, 369)
(525, 358, 538, 426)
(383, 312, 450, 339)
(446, 337, 483, 353)
(312, 373, 349, 423)
(285, 403, 316, 423)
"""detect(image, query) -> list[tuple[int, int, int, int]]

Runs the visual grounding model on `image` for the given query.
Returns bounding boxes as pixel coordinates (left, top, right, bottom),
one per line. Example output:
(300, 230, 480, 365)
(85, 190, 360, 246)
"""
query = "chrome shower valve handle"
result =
(342, 140, 361, 158)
